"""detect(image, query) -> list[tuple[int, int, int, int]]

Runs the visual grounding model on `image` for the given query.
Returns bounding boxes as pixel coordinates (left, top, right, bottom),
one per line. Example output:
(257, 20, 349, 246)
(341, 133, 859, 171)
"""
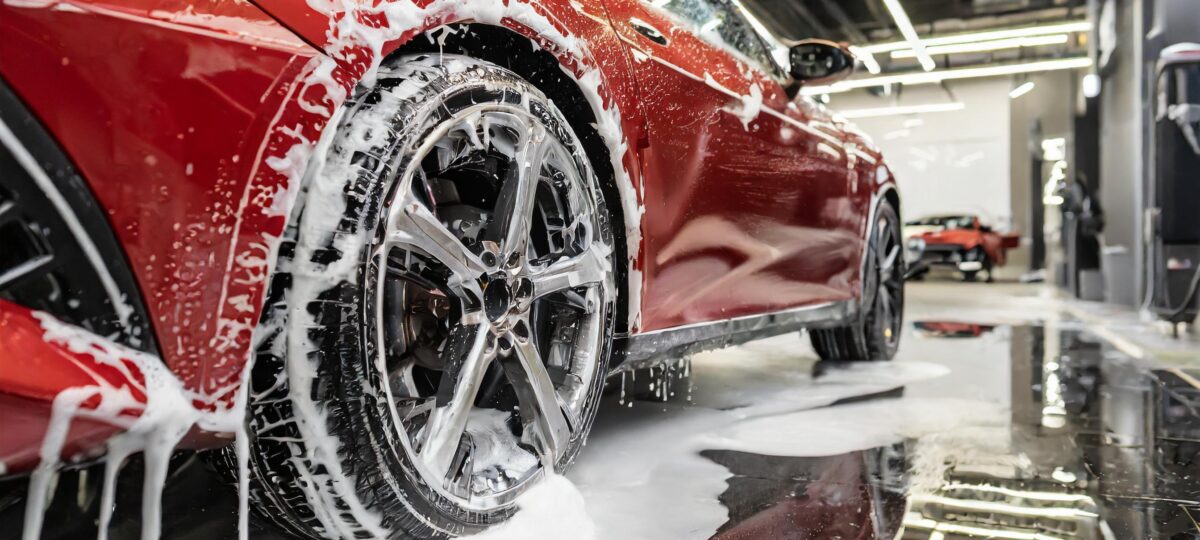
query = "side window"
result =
(652, 0, 780, 77)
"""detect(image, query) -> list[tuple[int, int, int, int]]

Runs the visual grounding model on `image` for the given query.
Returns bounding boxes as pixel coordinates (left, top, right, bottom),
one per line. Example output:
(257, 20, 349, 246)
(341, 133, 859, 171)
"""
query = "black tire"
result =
(228, 54, 618, 539)
(961, 247, 990, 283)
(810, 202, 904, 362)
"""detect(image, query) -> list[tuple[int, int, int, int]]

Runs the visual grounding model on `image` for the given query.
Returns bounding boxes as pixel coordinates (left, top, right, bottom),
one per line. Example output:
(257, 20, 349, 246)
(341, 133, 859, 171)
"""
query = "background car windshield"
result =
(910, 216, 976, 230)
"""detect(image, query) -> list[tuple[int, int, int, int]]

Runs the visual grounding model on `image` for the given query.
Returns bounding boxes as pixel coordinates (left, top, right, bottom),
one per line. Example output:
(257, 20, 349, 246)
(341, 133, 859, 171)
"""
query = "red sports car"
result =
(905, 214, 1020, 282)
(0, 0, 902, 537)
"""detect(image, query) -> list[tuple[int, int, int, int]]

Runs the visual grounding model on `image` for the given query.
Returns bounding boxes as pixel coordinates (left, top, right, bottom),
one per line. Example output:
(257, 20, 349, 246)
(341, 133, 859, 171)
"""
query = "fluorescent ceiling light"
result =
(891, 34, 1070, 58)
(837, 102, 965, 119)
(860, 21, 1091, 54)
(849, 45, 882, 74)
(880, 0, 936, 71)
(802, 57, 1093, 95)
(1082, 73, 1101, 97)
(1010, 81, 1037, 99)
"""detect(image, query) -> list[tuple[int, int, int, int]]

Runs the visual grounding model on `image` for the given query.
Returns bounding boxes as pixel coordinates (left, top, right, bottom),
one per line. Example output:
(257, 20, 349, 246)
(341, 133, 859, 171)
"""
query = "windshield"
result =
(907, 216, 976, 230)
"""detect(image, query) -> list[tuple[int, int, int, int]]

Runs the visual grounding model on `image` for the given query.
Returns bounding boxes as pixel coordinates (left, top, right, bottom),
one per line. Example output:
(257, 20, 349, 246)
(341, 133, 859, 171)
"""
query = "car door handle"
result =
(630, 18, 668, 46)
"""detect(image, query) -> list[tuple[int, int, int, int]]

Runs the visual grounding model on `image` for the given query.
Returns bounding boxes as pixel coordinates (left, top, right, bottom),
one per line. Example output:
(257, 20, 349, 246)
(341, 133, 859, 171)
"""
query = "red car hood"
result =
(916, 229, 981, 248)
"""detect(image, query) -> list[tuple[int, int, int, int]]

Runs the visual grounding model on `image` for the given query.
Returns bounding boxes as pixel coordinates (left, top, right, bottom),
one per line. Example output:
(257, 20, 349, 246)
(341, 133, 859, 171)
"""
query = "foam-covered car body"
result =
(0, 0, 897, 476)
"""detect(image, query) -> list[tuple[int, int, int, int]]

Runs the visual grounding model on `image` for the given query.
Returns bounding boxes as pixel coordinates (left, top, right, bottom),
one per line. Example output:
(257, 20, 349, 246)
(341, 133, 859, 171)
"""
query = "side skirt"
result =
(611, 300, 858, 373)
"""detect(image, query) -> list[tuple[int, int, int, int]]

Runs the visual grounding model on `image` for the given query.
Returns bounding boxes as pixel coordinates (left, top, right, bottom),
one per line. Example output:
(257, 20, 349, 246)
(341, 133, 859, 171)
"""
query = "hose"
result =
(1166, 262, 1200, 321)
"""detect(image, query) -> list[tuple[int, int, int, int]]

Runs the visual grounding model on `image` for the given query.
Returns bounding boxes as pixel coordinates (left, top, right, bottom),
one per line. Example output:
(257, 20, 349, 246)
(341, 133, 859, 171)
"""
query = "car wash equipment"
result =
(1150, 44, 1200, 326)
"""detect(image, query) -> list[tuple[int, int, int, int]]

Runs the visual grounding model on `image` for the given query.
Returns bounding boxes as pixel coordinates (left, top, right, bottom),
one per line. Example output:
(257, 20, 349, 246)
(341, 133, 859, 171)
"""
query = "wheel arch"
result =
(881, 184, 901, 222)
(388, 22, 639, 336)
(850, 180, 903, 321)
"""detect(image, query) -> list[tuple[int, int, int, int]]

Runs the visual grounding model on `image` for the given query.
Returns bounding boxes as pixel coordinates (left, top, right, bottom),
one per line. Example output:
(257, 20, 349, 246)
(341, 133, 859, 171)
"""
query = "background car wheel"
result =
(810, 202, 904, 362)
(961, 247, 991, 282)
(227, 54, 618, 539)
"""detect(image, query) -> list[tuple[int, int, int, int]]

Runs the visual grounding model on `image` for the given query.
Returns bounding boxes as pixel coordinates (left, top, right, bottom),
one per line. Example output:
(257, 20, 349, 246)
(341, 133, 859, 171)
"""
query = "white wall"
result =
(830, 79, 1015, 228)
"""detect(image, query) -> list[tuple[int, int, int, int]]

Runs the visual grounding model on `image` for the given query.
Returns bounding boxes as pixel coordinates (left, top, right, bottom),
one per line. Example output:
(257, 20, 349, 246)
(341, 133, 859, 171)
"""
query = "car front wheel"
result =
(231, 54, 618, 539)
(810, 201, 904, 362)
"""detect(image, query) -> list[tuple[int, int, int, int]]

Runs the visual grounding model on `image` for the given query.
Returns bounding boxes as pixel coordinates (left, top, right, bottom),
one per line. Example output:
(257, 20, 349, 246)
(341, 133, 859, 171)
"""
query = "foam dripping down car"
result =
(0, 0, 903, 537)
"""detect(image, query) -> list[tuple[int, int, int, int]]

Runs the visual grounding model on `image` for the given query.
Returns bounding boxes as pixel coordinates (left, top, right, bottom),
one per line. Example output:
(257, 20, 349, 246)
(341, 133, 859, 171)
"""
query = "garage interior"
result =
(2, 0, 1198, 539)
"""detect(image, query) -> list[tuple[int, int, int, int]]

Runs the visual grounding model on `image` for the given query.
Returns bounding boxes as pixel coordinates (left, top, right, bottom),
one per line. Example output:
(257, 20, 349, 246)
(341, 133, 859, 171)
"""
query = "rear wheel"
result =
(810, 202, 904, 362)
(235, 54, 617, 539)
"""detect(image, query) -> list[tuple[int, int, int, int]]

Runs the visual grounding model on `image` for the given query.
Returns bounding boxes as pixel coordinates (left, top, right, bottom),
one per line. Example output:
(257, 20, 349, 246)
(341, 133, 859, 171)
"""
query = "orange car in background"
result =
(904, 215, 1021, 282)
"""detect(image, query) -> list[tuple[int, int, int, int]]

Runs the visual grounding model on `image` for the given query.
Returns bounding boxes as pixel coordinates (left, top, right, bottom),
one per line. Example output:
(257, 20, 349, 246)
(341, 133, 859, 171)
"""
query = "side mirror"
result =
(787, 39, 855, 91)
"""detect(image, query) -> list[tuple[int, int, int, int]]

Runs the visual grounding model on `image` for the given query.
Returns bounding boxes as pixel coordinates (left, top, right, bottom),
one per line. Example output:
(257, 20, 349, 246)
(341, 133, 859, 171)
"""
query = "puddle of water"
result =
(899, 325, 1200, 540)
(4, 323, 1198, 540)
(702, 442, 908, 540)
(912, 321, 997, 338)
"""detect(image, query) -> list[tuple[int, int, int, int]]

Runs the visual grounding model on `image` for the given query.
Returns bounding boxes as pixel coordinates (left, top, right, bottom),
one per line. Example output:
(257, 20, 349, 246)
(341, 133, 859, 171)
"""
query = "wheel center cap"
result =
(484, 274, 512, 323)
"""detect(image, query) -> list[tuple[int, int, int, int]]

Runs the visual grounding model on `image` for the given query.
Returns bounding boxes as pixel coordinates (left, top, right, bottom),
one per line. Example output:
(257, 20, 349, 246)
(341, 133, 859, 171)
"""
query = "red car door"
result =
(602, 0, 856, 331)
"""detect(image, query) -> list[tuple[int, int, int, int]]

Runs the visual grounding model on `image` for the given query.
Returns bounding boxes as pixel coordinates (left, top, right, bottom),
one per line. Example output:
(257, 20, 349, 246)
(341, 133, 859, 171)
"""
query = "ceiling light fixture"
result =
(802, 57, 1093, 95)
(860, 21, 1091, 54)
(880, 0, 936, 71)
(837, 102, 966, 119)
(1082, 73, 1102, 97)
(1010, 81, 1037, 99)
(849, 46, 882, 74)
(891, 34, 1070, 58)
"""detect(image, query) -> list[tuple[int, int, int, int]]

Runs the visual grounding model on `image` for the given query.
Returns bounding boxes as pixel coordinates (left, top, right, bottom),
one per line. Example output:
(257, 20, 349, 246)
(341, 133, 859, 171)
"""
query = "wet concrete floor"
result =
(3, 282, 1198, 539)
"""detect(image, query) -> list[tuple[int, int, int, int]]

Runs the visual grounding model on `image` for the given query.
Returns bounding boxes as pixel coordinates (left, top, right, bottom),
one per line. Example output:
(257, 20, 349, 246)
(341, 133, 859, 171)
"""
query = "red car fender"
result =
(0, 0, 647, 470)
(249, 0, 649, 329)
(0, 300, 142, 472)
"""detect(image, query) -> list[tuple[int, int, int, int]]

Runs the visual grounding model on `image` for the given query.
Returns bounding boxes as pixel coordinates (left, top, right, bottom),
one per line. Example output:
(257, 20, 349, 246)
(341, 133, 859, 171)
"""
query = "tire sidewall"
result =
(865, 202, 903, 359)
(266, 55, 616, 538)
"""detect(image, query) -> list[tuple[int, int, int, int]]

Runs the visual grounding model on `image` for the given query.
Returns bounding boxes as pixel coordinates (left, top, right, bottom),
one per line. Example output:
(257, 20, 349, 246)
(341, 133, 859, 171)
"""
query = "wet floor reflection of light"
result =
(897, 324, 1200, 540)
(3, 301, 1199, 539)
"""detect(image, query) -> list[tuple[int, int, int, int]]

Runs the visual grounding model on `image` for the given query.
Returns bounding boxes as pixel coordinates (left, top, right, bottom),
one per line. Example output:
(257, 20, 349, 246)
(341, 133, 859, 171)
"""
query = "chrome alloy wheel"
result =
(367, 105, 614, 511)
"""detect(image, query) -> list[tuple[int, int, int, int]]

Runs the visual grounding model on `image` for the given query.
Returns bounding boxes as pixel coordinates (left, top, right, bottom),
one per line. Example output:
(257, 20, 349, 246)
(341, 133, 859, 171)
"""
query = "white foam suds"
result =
(559, 330, 1005, 539)
(466, 473, 597, 540)
(22, 312, 221, 540)
(465, 409, 540, 490)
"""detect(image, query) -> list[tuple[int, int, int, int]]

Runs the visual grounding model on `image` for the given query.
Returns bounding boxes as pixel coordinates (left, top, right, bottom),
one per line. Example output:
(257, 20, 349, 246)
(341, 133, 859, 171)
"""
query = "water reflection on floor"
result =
(668, 323, 1200, 540)
(703, 443, 908, 539)
(3, 285, 1199, 539)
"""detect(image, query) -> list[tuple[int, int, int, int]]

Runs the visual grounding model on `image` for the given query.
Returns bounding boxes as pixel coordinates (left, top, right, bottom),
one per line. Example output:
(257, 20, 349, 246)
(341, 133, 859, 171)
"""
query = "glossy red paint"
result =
(0, 0, 895, 473)
(0, 300, 142, 472)
(0, 0, 320, 402)
(711, 451, 901, 540)
(912, 321, 996, 338)
(602, 0, 870, 331)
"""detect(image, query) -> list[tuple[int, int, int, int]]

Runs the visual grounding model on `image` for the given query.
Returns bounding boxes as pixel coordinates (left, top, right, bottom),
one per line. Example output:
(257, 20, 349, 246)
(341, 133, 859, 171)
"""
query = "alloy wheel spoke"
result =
(880, 244, 899, 272)
(879, 286, 893, 325)
(880, 244, 900, 279)
(501, 330, 572, 464)
(387, 195, 488, 307)
(529, 244, 608, 303)
(375, 107, 615, 507)
(485, 126, 551, 260)
(420, 324, 494, 482)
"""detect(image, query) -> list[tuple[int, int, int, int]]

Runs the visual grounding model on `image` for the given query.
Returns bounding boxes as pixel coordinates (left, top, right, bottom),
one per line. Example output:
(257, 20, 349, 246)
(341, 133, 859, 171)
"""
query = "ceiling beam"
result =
(816, 0, 870, 44)
(785, 1, 833, 39)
